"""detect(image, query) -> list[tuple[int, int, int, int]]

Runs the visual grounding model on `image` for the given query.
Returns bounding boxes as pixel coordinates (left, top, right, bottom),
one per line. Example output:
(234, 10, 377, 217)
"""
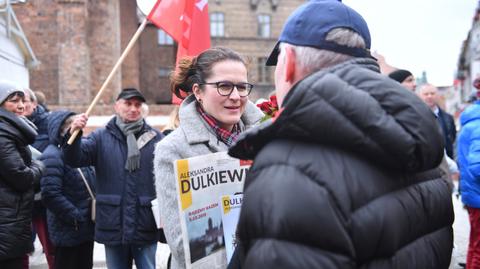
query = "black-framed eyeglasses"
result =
(199, 81, 254, 97)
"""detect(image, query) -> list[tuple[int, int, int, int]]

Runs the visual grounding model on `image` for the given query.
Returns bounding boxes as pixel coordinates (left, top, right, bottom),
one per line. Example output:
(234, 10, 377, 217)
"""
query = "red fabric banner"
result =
(147, 0, 211, 104)
(176, 0, 211, 59)
(147, 0, 185, 41)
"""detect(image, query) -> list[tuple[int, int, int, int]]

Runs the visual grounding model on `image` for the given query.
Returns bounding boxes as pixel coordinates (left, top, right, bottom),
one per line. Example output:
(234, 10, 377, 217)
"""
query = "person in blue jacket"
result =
(40, 110, 96, 269)
(64, 88, 164, 269)
(458, 94, 480, 268)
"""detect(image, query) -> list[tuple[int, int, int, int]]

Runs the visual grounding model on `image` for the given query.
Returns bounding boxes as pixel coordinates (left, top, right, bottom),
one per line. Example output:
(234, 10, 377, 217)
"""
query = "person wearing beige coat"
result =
(153, 47, 263, 269)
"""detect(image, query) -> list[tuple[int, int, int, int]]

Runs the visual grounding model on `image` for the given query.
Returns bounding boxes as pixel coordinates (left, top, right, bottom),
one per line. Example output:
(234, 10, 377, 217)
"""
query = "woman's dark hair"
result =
(1, 92, 24, 106)
(170, 47, 247, 99)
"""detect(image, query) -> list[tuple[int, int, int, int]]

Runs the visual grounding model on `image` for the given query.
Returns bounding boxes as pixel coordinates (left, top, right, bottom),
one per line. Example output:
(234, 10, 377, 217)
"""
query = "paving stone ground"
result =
(30, 185, 470, 269)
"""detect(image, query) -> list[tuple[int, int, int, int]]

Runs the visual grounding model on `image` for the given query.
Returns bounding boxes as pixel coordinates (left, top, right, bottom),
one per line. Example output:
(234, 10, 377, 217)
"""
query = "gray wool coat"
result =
(153, 95, 263, 269)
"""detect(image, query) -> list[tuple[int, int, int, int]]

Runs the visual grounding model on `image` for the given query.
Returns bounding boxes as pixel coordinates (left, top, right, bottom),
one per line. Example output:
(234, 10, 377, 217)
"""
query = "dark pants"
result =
(55, 241, 94, 269)
(468, 207, 480, 269)
(0, 257, 23, 269)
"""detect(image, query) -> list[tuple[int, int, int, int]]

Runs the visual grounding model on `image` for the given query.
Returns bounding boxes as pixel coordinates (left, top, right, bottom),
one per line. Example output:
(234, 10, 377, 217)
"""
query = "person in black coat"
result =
(418, 83, 457, 159)
(0, 81, 44, 269)
(228, 2, 453, 269)
(388, 69, 417, 91)
(40, 110, 96, 269)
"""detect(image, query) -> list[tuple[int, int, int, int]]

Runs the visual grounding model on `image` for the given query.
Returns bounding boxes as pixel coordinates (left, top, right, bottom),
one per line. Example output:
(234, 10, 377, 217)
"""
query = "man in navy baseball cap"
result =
(266, 0, 372, 66)
(228, 0, 453, 268)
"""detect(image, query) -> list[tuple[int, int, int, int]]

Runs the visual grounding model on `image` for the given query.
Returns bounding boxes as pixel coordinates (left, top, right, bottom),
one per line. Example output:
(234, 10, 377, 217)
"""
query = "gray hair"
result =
(24, 88, 37, 103)
(279, 28, 366, 73)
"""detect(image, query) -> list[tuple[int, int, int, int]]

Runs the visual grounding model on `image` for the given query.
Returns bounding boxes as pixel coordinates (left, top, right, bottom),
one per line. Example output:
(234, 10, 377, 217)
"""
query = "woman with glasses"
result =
(0, 81, 44, 269)
(153, 47, 263, 269)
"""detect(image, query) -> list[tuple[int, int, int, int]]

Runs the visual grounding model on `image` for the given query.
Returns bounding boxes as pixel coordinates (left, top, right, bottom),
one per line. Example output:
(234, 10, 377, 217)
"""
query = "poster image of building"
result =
(185, 203, 225, 263)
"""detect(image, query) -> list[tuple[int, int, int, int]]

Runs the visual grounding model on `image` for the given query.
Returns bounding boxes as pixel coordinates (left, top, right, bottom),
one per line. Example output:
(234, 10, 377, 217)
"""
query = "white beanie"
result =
(0, 80, 24, 105)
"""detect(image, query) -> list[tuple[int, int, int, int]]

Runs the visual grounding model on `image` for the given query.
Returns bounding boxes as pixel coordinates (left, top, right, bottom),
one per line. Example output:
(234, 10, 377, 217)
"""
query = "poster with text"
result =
(220, 193, 243, 263)
(174, 152, 251, 269)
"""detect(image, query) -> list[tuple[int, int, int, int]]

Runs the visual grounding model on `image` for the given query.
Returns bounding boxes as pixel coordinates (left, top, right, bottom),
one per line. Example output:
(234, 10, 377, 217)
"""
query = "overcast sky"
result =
(343, 0, 478, 86)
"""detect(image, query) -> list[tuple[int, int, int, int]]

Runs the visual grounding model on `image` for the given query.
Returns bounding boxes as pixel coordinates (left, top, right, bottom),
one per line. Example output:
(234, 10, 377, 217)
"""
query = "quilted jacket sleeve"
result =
(0, 136, 42, 192)
(40, 147, 84, 224)
(63, 131, 99, 168)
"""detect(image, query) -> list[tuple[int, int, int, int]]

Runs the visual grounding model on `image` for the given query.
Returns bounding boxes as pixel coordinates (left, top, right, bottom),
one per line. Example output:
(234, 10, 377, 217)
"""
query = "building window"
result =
(257, 57, 270, 83)
(210, 12, 224, 37)
(158, 29, 174, 45)
(257, 14, 270, 38)
(159, 68, 171, 78)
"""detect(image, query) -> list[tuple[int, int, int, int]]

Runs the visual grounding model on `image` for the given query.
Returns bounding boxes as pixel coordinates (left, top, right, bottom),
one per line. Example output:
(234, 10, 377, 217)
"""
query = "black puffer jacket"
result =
(0, 108, 43, 260)
(229, 58, 454, 269)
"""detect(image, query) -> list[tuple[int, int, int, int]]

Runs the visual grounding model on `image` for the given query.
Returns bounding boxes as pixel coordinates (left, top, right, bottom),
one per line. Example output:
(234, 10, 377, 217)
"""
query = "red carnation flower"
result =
(257, 95, 279, 122)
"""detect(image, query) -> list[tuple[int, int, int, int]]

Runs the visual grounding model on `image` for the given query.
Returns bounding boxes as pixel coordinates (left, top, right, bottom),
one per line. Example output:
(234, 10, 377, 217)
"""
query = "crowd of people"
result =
(1, 0, 478, 268)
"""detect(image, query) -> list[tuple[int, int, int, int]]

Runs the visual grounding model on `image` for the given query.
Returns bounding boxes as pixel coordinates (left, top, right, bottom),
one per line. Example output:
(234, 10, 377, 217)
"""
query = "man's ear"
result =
(113, 100, 120, 114)
(284, 46, 297, 84)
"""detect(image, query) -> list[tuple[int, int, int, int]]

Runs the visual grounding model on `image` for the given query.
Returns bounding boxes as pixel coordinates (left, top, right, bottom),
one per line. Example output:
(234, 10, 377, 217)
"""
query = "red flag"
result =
(147, 0, 185, 41)
(148, 0, 210, 59)
(176, 0, 210, 59)
(147, 0, 211, 104)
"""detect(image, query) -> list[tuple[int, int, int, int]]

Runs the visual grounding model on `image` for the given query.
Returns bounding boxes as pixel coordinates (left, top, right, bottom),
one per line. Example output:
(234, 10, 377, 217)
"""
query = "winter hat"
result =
(117, 88, 146, 102)
(266, 0, 372, 66)
(388, 69, 413, 83)
(0, 80, 23, 105)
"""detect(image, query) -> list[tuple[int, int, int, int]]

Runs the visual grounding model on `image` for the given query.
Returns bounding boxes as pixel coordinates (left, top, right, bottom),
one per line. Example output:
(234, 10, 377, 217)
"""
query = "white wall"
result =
(0, 16, 29, 88)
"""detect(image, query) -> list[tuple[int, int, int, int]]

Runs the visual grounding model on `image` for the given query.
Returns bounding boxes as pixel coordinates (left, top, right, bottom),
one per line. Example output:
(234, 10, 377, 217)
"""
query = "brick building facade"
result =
(13, 0, 305, 113)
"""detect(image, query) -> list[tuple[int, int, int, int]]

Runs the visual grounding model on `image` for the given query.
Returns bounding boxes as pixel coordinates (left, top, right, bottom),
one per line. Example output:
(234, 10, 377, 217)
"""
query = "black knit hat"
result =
(388, 69, 413, 83)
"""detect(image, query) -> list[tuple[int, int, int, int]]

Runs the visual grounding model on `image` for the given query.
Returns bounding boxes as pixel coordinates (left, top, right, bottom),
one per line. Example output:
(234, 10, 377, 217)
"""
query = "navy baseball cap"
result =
(266, 0, 372, 66)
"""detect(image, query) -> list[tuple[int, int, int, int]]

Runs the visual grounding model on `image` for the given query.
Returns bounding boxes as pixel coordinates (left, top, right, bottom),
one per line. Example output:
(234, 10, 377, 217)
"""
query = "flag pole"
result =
(68, 18, 149, 145)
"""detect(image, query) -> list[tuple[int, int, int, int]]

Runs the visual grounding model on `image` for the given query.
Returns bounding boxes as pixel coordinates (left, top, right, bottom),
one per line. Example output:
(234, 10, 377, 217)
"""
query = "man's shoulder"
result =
(91, 126, 109, 137)
(143, 123, 162, 136)
(438, 107, 454, 118)
(156, 127, 185, 149)
(140, 123, 163, 145)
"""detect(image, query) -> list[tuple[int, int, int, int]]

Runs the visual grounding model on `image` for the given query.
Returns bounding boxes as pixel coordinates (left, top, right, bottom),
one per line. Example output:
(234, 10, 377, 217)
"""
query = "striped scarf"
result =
(196, 103, 240, 147)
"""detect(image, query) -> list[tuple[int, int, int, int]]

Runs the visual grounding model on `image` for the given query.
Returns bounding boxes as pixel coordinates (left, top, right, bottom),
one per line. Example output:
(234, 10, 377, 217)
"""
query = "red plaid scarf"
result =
(196, 103, 240, 146)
